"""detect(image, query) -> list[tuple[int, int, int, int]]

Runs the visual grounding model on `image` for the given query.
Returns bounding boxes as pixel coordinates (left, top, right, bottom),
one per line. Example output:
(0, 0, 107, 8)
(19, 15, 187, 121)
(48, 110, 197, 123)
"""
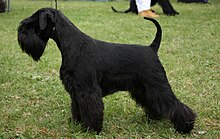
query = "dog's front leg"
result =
(70, 95, 81, 123)
(76, 90, 104, 134)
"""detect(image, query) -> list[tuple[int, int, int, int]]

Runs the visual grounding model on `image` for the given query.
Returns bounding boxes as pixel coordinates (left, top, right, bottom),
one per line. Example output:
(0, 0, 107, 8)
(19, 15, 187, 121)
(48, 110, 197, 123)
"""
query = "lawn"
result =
(0, 0, 219, 138)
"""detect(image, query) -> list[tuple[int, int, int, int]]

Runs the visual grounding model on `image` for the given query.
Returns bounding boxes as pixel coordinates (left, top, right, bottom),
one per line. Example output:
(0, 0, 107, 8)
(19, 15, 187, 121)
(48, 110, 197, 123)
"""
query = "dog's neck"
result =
(50, 12, 95, 63)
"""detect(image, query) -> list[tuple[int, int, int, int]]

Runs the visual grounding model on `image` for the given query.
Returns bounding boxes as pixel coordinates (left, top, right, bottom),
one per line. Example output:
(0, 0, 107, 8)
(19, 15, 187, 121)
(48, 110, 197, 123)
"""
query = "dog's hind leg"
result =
(142, 83, 176, 120)
(129, 84, 162, 120)
(142, 82, 196, 133)
(76, 89, 104, 133)
(129, 79, 196, 133)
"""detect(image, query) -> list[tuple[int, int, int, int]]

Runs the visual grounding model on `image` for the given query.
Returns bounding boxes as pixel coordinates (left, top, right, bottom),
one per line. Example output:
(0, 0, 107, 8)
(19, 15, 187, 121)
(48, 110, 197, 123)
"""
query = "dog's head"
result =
(18, 8, 57, 61)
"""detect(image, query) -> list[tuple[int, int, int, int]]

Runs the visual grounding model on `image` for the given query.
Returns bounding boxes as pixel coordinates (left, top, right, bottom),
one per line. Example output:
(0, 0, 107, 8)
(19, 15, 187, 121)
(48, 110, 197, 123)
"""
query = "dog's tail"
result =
(144, 17, 162, 53)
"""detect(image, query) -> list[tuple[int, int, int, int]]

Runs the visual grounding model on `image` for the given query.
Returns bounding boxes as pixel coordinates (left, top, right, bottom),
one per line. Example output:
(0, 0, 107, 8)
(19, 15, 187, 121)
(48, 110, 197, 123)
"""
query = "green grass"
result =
(0, 0, 219, 138)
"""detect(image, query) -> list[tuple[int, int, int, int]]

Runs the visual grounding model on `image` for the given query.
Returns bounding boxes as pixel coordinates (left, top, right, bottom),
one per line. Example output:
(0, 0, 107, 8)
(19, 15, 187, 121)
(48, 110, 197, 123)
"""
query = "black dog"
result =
(112, 0, 179, 16)
(18, 8, 196, 134)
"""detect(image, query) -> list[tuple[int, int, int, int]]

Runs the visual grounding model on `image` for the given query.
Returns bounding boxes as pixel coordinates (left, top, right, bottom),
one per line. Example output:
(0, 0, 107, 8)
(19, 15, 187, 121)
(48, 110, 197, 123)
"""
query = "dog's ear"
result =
(39, 12, 48, 30)
(39, 11, 55, 30)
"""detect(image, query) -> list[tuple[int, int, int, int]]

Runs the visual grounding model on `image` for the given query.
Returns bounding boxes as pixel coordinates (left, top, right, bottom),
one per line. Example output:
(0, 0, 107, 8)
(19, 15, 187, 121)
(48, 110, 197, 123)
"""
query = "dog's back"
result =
(93, 18, 162, 95)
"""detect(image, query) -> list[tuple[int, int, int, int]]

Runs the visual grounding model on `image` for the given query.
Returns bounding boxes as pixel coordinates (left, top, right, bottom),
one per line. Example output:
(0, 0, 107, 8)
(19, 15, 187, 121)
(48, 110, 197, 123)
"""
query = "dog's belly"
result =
(100, 73, 138, 97)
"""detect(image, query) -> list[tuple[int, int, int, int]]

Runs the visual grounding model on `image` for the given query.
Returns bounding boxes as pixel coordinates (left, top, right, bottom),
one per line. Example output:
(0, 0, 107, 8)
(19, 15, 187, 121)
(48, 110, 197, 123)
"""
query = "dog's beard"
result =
(18, 28, 47, 61)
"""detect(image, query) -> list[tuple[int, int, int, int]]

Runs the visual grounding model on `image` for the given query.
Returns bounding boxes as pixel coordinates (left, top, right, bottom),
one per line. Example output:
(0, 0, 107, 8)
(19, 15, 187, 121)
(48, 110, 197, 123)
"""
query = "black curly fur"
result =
(18, 8, 196, 134)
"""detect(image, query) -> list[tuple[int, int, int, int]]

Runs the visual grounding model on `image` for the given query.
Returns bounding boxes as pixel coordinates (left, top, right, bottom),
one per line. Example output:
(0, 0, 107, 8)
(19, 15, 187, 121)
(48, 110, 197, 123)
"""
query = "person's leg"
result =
(135, 0, 159, 18)
(136, 0, 151, 12)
